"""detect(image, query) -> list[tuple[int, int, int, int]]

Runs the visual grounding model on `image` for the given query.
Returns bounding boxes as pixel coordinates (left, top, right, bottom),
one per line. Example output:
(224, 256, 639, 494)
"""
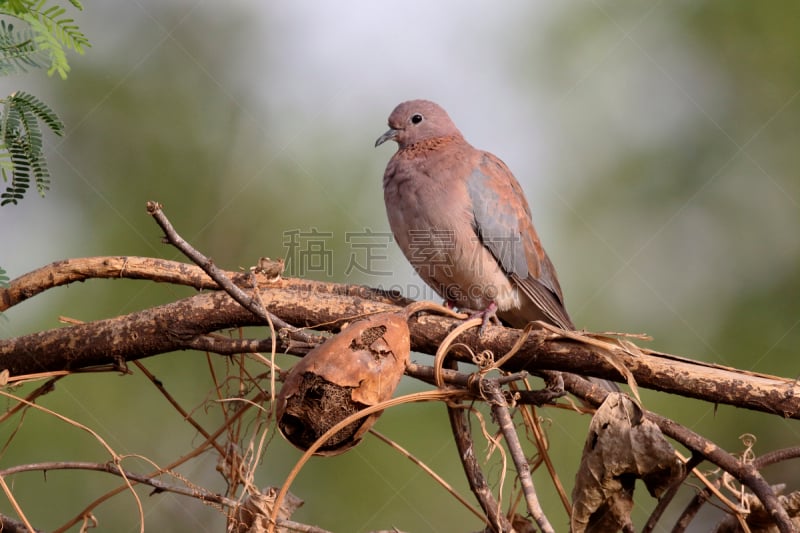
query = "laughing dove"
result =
(376, 99, 618, 391)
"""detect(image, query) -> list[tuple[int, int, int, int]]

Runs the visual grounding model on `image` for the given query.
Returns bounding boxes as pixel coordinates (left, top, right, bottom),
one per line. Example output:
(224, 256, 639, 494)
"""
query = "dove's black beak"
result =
(375, 128, 399, 147)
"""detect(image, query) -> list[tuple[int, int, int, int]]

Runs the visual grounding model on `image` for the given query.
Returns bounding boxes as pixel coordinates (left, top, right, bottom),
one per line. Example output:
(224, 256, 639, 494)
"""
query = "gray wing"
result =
(467, 155, 574, 329)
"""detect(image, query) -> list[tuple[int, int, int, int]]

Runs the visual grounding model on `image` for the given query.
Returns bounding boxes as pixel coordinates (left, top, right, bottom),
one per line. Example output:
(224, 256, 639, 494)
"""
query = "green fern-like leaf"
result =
(1, 2, 85, 202)
(0, 91, 63, 205)
(2, 140, 32, 205)
(2, 140, 31, 204)
(38, 2, 89, 52)
(0, 95, 21, 152)
(8, 91, 64, 135)
(0, 20, 47, 75)
(2, 0, 32, 15)
(20, 13, 69, 78)
(12, 1, 90, 79)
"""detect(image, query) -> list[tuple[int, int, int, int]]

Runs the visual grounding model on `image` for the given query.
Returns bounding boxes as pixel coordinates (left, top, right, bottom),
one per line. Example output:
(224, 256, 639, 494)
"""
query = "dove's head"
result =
(375, 99, 461, 149)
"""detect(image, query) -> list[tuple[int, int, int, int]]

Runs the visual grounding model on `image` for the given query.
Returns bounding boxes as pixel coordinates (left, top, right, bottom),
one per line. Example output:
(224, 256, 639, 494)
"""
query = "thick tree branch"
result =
(0, 256, 219, 311)
(1, 258, 798, 420)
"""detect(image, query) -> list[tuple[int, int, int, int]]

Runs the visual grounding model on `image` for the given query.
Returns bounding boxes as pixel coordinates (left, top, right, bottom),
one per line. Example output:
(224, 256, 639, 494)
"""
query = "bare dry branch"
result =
(1, 206, 798, 532)
(0, 461, 236, 506)
(447, 401, 513, 533)
(1, 261, 798, 420)
(484, 378, 554, 533)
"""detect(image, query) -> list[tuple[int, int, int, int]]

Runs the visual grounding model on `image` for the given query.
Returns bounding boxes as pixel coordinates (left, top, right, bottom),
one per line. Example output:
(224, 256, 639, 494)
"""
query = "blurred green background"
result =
(1, 1, 798, 531)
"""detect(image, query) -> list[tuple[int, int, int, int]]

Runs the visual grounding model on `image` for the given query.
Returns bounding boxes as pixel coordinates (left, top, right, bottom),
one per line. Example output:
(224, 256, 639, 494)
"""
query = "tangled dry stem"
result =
(0, 202, 798, 532)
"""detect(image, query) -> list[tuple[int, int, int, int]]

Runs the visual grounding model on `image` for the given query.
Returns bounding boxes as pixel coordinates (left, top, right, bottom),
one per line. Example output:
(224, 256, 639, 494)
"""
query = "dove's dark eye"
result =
(410, 113, 423, 125)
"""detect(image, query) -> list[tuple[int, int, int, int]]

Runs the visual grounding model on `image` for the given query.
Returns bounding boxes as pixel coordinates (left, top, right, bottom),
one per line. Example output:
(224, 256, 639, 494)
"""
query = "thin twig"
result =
(0, 377, 61, 426)
(673, 484, 715, 533)
(484, 379, 554, 533)
(641, 452, 704, 533)
(512, 379, 571, 516)
(146, 201, 311, 342)
(0, 461, 237, 507)
(447, 401, 512, 533)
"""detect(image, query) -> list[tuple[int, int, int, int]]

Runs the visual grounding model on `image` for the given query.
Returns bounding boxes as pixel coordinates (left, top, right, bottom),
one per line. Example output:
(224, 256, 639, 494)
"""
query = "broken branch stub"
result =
(276, 312, 410, 456)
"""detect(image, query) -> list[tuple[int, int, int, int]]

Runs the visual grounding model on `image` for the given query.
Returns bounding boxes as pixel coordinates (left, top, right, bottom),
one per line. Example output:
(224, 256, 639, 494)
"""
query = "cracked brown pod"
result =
(276, 311, 411, 456)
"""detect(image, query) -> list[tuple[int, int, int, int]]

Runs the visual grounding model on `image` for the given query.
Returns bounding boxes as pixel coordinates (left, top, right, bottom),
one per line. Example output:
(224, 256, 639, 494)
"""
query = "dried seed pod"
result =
(276, 312, 410, 456)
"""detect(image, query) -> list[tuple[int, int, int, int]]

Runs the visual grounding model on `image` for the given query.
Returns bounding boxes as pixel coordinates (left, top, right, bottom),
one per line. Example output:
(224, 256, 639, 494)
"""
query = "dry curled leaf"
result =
(276, 312, 410, 456)
(571, 393, 684, 533)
